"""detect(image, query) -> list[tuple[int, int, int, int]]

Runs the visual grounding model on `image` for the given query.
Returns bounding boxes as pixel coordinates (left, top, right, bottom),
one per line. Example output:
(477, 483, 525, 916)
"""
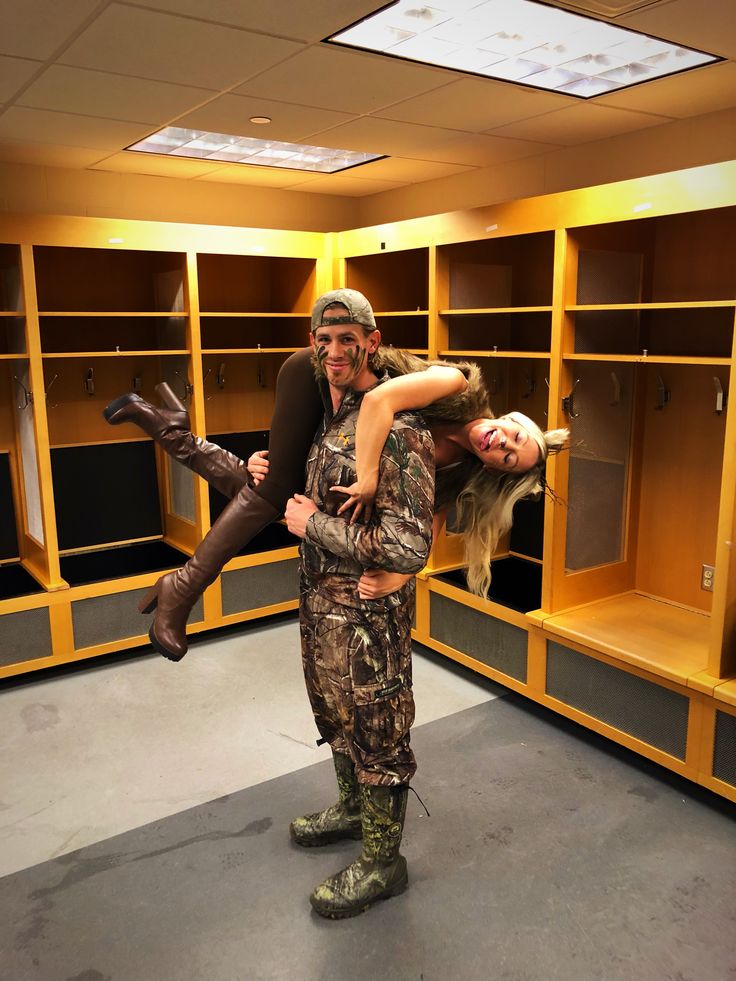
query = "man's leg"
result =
(300, 586, 416, 918)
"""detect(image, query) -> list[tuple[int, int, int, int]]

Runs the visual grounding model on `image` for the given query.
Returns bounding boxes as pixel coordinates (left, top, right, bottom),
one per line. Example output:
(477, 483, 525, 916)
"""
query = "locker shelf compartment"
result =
(437, 556, 542, 614)
(59, 540, 190, 586)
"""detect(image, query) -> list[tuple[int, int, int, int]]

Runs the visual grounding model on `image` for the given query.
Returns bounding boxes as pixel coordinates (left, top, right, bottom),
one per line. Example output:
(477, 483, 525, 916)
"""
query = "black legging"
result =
(254, 347, 326, 513)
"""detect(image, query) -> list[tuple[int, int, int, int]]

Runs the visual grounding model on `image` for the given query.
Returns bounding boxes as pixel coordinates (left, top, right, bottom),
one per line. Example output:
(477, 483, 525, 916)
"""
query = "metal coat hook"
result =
(202, 366, 215, 401)
(84, 368, 95, 396)
(488, 374, 501, 396)
(562, 378, 581, 419)
(217, 362, 226, 390)
(257, 343, 266, 388)
(543, 377, 549, 418)
(522, 373, 536, 399)
(174, 369, 193, 401)
(610, 371, 622, 407)
(132, 375, 142, 394)
(655, 374, 671, 411)
(13, 375, 33, 410)
(714, 377, 727, 415)
(45, 372, 59, 409)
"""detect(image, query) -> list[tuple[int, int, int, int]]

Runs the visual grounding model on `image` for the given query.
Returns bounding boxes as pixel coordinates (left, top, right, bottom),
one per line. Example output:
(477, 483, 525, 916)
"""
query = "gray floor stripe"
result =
(3, 696, 735, 981)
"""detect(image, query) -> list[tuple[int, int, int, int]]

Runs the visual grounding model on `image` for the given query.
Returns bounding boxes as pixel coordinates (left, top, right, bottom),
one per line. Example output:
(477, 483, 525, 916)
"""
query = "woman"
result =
(104, 345, 566, 662)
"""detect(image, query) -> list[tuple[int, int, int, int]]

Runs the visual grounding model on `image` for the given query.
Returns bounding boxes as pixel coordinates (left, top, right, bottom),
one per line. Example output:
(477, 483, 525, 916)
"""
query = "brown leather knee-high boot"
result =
(103, 383, 249, 500)
(138, 484, 281, 661)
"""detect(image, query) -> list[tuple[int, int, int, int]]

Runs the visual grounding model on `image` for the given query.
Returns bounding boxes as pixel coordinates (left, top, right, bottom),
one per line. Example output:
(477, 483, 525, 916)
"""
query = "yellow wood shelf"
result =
(567, 301, 736, 311)
(374, 310, 429, 316)
(42, 349, 190, 358)
(714, 679, 736, 708)
(202, 347, 300, 355)
(439, 349, 550, 359)
(441, 306, 553, 315)
(38, 311, 188, 317)
(200, 311, 310, 318)
(0, 310, 24, 317)
(563, 353, 731, 365)
(539, 592, 710, 685)
(0, 352, 27, 359)
(50, 435, 150, 449)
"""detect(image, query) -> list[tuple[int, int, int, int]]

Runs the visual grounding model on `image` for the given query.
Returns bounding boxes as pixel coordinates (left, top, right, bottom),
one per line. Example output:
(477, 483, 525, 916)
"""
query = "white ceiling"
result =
(0, 0, 734, 198)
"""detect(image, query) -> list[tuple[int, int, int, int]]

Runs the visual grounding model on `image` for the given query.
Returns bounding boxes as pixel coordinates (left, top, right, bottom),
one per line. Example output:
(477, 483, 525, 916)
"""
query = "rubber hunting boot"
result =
(290, 752, 362, 847)
(309, 783, 409, 919)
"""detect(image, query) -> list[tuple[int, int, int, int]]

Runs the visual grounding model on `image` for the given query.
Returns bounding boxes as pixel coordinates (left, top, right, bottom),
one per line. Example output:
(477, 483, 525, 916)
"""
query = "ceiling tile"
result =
(621, 0, 736, 59)
(350, 157, 474, 182)
(175, 94, 355, 143)
(194, 165, 311, 187)
(0, 141, 107, 169)
(307, 116, 482, 157)
(18, 66, 215, 125)
(0, 56, 44, 103)
(0, 107, 150, 150)
(127, 0, 383, 44)
(88, 150, 226, 179)
(378, 78, 571, 131)
(416, 132, 555, 167)
(59, 5, 304, 90)
(236, 45, 451, 115)
(598, 61, 736, 118)
(313, 116, 553, 167)
(285, 173, 404, 196)
(489, 103, 671, 146)
(0, 0, 102, 60)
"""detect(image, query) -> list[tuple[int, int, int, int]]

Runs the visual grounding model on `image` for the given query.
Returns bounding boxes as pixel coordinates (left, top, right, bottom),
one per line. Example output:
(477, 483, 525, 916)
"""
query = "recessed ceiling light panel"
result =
(126, 127, 385, 172)
(326, 0, 720, 98)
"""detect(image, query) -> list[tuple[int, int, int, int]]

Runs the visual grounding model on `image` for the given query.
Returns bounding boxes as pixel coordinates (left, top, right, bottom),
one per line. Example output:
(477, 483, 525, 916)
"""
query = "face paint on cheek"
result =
(346, 346, 366, 372)
(314, 344, 327, 376)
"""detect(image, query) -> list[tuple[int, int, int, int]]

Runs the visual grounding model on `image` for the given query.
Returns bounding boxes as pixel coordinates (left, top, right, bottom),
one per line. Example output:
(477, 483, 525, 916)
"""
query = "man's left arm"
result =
(297, 423, 434, 575)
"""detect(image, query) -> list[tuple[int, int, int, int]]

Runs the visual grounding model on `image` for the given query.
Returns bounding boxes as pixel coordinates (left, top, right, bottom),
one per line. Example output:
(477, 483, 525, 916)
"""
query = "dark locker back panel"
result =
(208, 430, 269, 522)
(0, 452, 18, 559)
(60, 540, 190, 586)
(0, 563, 44, 600)
(509, 496, 544, 559)
(439, 556, 542, 613)
(52, 442, 162, 550)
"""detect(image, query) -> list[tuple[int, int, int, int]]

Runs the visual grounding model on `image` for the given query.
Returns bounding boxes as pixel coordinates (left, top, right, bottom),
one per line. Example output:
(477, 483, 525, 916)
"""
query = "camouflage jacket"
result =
(302, 374, 435, 610)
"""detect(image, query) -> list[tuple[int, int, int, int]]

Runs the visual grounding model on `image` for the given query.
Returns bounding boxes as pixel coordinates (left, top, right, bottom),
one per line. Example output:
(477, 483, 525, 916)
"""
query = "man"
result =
(285, 288, 434, 919)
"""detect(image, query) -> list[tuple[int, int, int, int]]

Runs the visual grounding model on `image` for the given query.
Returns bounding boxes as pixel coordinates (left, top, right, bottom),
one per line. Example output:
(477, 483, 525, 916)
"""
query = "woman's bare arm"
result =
(332, 365, 467, 521)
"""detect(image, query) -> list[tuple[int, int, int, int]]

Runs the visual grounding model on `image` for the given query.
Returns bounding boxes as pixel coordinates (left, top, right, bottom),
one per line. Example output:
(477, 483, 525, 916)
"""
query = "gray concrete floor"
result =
(1, 613, 735, 981)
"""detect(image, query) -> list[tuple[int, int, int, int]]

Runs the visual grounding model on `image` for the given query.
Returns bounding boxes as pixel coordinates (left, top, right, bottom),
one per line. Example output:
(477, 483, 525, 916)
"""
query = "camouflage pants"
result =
(298, 576, 416, 787)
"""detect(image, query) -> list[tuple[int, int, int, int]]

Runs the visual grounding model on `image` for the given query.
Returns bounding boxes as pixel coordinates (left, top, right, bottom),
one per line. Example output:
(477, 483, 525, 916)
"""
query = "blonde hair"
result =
(456, 413, 568, 597)
(358, 346, 569, 597)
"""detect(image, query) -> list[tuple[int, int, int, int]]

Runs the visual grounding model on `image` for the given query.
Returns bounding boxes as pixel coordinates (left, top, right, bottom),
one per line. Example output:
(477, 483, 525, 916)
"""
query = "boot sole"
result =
(309, 871, 409, 919)
(290, 827, 363, 848)
(148, 624, 187, 662)
(103, 392, 143, 423)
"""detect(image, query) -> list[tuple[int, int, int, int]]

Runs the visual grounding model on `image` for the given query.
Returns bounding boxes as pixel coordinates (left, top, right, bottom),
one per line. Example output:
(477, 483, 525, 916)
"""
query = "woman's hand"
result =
(358, 569, 412, 600)
(330, 473, 378, 524)
(247, 449, 270, 486)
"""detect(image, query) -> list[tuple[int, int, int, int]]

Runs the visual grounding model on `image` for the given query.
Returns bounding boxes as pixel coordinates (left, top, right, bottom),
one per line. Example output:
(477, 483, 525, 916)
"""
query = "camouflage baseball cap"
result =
(310, 288, 376, 333)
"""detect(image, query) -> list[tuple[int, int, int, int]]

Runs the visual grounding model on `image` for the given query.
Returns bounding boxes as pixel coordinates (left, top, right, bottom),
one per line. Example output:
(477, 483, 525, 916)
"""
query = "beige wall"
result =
(0, 159, 361, 232)
(1, 106, 735, 234)
(356, 107, 736, 228)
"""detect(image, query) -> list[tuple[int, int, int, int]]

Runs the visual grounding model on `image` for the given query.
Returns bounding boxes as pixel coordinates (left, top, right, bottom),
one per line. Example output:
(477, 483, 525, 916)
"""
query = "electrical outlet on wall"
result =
(702, 564, 715, 591)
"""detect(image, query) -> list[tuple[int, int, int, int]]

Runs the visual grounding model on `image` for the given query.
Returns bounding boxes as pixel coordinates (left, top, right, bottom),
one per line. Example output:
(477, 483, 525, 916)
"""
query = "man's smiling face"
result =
(310, 304, 380, 393)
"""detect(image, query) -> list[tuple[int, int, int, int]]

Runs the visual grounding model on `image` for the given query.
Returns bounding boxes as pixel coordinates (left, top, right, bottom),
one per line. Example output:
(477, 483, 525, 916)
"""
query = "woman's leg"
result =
(140, 348, 324, 661)
(104, 383, 250, 499)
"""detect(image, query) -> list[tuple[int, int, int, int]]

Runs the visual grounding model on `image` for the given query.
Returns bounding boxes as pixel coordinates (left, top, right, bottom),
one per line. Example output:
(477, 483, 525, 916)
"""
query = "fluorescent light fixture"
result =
(126, 126, 384, 173)
(326, 0, 720, 98)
